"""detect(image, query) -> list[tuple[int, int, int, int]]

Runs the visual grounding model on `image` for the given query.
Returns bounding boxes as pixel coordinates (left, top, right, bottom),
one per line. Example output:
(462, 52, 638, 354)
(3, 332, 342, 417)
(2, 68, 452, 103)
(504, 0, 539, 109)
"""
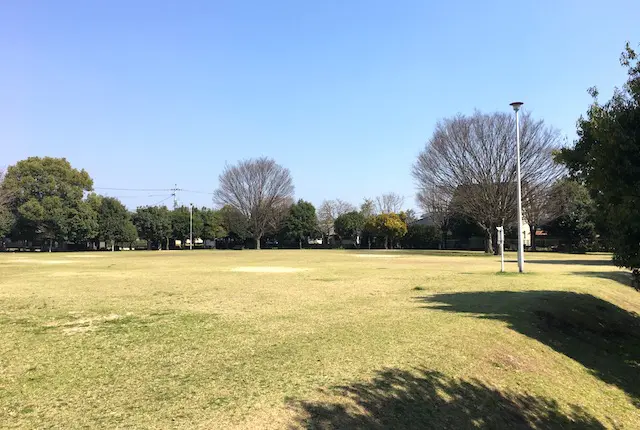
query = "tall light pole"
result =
(510, 101, 525, 273)
(189, 203, 193, 251)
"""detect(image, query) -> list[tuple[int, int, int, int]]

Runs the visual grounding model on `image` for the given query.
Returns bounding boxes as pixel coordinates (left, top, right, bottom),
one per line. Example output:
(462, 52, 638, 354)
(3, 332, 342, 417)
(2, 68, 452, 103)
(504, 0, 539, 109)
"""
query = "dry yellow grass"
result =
(0, 250, 638, 428)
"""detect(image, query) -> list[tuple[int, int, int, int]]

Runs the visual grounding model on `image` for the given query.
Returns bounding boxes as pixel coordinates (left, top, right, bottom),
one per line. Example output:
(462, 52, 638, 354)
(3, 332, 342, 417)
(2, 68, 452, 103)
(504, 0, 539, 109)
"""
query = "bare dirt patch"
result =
(44, 313, 125, 335)
(10, 259, 71, 265)
(231, 266, 309, 273)
(352, 254, 400, 258)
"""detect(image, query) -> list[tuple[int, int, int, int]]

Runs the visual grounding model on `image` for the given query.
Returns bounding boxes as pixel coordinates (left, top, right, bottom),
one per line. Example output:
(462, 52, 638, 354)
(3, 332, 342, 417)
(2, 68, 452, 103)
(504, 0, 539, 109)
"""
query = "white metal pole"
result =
(515, 109, 525, 273)
(189, 204, 193, 251)
(498, 227, 504, 272)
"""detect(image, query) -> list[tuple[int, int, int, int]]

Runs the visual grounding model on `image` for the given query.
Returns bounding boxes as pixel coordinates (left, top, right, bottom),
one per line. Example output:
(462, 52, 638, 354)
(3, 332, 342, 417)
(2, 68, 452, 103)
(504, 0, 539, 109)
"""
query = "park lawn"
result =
(0, 250, 638, 429)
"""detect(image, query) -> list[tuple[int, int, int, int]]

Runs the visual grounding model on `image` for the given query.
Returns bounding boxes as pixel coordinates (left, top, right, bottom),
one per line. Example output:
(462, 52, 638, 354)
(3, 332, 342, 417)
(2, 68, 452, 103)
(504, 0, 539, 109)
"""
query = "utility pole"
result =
(171, 184, 182, 209)
(189, 203, 193, 250)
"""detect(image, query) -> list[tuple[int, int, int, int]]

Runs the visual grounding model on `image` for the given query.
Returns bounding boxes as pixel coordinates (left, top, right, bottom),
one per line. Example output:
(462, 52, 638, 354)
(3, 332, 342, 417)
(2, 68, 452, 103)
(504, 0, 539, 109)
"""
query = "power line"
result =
(94, 187, 172, 192)
(94, 186, 213, 195)
(152, 195, 174, 206)
(181, 189, 214, 195)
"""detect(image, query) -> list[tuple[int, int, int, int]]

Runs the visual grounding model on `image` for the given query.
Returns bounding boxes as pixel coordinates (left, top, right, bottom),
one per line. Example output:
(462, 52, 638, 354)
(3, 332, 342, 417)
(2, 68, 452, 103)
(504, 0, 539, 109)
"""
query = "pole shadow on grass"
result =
(508, 259, 615, 267)
(291, 367, 604, 429)
(419, 291, 640, 407)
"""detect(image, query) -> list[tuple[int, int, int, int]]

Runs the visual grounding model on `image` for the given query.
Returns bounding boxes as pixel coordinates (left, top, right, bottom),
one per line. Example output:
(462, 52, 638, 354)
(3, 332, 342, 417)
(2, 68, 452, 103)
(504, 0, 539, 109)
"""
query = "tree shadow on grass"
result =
(419, 291, 640, 407)
(292, 367, 604, 429)
(573, 271, 633, 288)
(522, 259, 614, 266)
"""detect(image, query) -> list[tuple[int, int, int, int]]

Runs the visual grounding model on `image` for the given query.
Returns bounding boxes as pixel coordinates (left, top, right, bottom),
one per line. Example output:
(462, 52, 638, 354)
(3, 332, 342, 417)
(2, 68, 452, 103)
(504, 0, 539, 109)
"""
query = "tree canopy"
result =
(334, 211, 365, 243)
(1, 157, 94, 249)
(556, 43, 640, 287)
(98, 197, 136, 251)
(133, 206, 172, 249)
(281, 200, 319, 248)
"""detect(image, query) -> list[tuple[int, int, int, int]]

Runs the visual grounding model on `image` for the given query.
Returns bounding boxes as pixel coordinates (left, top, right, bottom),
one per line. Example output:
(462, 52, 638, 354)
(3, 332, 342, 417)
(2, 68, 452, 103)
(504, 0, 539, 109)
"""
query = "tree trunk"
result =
(299, 237, 302, 249)
(166, 237, 170, 250)
(530, 224, 537, 251)
(484, 229, 494, 254)
(111, 240, 115, 252)
(256, 235, 261, 250)
(384, 236, 389, 250)
(48, 239, 52, 253)
(368, 237, 371, 250)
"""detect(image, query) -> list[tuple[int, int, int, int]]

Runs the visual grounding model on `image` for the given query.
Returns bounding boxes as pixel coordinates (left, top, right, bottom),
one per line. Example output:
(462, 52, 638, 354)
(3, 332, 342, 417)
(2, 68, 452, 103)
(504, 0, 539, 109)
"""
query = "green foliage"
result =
(334, 211, 365, 241)
(281, 200, 318, 248)
(2, 157, 93, 207)
(401, 224, 440, 249)
(98, 197, 136, 247)
(556, 43, 640, 281)
(365, 213, 408, 249)
(199, 208, 226, 241)
(120, 220, 138, 245)
(170, 206, 203, 244)
(448, 214, 484, 241)
(0, 207, 14, 239)
(133, 206, 172, 248)
(543, 180, 596, 253)
(220, 205, 249, 240)
(2, 157, 94, 246)
(64, 201, 99, 244)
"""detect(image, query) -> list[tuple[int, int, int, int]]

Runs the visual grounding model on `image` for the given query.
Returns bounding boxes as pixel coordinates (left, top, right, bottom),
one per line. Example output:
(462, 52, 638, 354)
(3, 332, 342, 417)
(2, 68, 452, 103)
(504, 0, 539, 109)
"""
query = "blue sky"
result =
(1, 1, 638, 210)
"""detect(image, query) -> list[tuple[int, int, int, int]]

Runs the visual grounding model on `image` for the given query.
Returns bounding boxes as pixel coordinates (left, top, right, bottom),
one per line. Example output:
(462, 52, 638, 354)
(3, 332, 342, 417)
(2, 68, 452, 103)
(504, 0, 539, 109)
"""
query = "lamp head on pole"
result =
(510, 101, 524, 112)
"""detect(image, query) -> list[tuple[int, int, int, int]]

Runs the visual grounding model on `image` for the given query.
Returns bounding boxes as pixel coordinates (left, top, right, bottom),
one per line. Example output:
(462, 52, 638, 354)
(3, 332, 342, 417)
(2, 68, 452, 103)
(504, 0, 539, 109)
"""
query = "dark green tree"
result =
(1, 157, 93, 249)
(282, 199, 319, 249)
(120, 219, 138, 249)
(170, 206, 204, 247)
(200, 208, 227, 244)
(334, 211, 365, 245)
(543, 180, 596, 253)
(401, 224, 440, 249)
(0, 169, 14, 240)
(64, 201, 99, 246)
(97, 197, 135, 251)
(133, 206, 172, 249)
(556, 43, 640, 287)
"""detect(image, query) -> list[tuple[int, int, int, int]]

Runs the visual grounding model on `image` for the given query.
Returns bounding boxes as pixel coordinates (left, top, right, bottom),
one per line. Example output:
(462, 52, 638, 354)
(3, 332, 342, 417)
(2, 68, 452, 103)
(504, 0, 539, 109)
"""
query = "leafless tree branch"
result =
(412, 111, 564, 253)
(376, 192, 405, 214)
(213, 157, 294, 249)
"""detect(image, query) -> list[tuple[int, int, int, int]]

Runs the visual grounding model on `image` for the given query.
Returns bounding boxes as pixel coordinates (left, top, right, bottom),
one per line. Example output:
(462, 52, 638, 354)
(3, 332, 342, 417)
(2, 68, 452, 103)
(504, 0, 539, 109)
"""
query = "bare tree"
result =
(416, 184, 451, 249)
(213, 158, 294, 249)
(376, 192, 405, 214)
(318, 199, 356, 238)
(359, 198, 377, 218)
(412, 111, 564, 253)
(522, 182, 555, 250)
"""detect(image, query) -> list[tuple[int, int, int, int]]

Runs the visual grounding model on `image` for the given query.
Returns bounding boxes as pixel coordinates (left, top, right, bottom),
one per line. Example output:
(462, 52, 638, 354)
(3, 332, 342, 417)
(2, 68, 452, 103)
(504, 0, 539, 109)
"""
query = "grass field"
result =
(1, 250, 639, 429)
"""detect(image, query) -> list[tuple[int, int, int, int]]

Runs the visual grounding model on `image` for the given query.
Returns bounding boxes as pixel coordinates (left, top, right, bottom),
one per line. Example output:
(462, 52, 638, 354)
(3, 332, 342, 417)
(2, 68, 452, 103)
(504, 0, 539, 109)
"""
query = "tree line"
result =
(0, 157, 421, 251)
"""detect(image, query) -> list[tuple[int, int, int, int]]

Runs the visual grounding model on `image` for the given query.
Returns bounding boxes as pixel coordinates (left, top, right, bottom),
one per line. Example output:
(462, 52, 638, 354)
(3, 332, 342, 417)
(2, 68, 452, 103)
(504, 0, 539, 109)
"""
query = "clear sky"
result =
(1, 1, 638, 210)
